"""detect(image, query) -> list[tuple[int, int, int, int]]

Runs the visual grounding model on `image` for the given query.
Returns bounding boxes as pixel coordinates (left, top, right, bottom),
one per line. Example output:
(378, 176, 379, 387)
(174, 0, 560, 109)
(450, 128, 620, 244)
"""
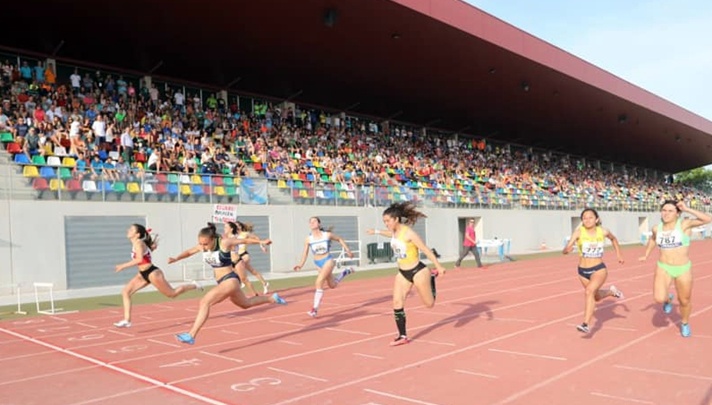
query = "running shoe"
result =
(576, 323, 590, 333)
(390, 335, 410, 346)
(175, 332, 195, 345)
(336, 267, 354, 283)
(307, 308, 318, 318)
(272, 292, 287, 305)
(192, 280, 204, 291)
(680, 323, 691, 338)
(663, 293, 674, 314)
(113, 319, 131, 328)
(262, 282, 270, 295)
(609, 285, 624, 299)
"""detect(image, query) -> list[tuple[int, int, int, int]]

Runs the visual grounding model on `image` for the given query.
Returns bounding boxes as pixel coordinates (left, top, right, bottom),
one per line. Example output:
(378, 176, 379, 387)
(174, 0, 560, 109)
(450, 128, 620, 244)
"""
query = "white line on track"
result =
(354, 353, 385, 360)
(589, 392, 655, 404)
(267, 367, 328, 382)
(0, 327, 229, 405)
(454, 369, 499, 379)
(363, 388, 442, 405)
(488, 348, 567, 361)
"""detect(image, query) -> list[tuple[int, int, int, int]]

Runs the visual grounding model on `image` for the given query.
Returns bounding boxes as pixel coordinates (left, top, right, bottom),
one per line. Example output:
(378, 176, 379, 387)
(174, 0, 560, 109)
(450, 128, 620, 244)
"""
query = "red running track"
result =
(2, 242, 712, 405)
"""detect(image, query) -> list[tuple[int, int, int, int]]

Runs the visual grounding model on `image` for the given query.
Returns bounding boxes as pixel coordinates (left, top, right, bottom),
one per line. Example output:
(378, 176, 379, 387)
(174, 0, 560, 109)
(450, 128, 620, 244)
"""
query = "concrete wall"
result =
(0, 199, 666, 302)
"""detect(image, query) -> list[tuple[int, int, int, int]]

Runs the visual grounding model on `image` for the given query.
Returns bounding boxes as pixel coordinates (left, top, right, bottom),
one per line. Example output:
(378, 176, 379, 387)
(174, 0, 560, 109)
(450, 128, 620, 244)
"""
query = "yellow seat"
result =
(62, 157, 76, 167)
(127, 182, 141, 193)
(49, 179, 65, 191)
(191, 175, 203, 184)
(180, 184, 191, 195)
(277, 179, 287, 188)
(234, 177, 241, 186)
(214, 186, 226, 196)
(23, 165, 39, 178)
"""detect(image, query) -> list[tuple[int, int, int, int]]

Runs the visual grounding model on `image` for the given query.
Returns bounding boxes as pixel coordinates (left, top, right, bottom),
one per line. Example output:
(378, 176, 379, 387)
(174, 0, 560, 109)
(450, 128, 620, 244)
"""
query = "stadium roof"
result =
(5, 0, 712, 172)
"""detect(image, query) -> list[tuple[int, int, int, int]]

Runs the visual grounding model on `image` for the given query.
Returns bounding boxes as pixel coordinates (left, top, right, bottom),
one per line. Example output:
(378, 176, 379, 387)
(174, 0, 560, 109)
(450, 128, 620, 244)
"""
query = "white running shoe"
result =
(263, 282, 270, 295)
(609, 285, 624, 299)
(307, 308, 318, 318)
(113, 319, 132, 328)
(192, 280, 204, 291)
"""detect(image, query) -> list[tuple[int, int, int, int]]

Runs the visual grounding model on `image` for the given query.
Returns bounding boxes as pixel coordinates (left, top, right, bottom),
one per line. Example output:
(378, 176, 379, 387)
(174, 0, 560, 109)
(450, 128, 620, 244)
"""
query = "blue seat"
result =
(98, 181, 113, 192)
(14, 154, 31, 165)
(39, 166, 56, 179)
(167, 183, 179, 194)
(191, 185, 204, 195)
(201, 175, 212, 185)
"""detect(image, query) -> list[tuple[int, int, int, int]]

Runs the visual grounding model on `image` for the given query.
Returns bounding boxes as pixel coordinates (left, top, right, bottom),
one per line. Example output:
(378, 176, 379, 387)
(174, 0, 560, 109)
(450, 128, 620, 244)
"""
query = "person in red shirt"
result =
(455, 218, 483, 269)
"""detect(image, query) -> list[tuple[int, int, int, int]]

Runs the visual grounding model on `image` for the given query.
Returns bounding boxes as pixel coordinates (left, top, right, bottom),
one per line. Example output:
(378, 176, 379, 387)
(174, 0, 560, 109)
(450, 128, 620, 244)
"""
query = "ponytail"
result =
(382, 202, 426, 226)
(237, 221, 254, 232)
(133, 223, 159, 251)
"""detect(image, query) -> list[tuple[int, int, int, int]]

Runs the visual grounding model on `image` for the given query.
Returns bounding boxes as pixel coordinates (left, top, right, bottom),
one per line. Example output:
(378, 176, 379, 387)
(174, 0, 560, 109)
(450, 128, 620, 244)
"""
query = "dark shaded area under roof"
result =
(4, 0, 712, 173)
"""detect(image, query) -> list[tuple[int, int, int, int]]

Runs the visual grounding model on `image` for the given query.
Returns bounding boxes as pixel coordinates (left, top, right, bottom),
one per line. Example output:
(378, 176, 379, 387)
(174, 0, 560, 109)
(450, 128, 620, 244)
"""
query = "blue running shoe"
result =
(336, 267, 354, 283)
(175, 332, 195, 345)
(663, 293, 674, 314)
(680, 323, 691, 338)
(272, 292, 287, 305)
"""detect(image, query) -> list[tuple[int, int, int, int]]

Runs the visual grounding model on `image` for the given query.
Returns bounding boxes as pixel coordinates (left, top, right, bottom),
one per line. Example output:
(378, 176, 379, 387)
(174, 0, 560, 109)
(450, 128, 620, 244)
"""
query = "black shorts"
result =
(216, 271, 241, 285)
(139, 265, 159, 283)
(577, 262, 606, 280)
(232, 252, 249, 266)
(398, 262, 427, 283)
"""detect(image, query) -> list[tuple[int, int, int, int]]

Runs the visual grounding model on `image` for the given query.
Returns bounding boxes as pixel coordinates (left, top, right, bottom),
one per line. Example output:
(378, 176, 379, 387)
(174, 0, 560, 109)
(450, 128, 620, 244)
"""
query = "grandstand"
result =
(1, 0, 712, 300)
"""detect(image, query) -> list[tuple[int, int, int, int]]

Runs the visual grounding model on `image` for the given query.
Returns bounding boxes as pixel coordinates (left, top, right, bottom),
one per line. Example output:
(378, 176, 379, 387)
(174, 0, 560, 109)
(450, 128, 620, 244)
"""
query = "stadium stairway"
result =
(0, 148, 38, 200)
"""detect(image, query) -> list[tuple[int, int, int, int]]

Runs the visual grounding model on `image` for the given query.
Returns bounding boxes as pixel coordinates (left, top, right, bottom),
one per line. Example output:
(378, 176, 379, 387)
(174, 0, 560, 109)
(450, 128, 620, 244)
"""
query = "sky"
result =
(463, 0, 712, 121)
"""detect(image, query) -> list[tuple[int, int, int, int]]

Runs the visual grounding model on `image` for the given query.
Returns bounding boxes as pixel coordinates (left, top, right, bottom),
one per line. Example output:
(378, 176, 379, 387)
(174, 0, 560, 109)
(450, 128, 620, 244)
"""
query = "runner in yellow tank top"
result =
(367, 202, 446, 346)
(563, 208, 624, 334)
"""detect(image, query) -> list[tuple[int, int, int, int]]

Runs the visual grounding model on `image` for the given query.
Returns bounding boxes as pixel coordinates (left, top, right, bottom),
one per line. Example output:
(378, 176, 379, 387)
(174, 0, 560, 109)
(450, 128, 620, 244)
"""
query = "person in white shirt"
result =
(120, 129, 134, 163)
(70, 69, 81, 93)
(91, 115, 106, 144)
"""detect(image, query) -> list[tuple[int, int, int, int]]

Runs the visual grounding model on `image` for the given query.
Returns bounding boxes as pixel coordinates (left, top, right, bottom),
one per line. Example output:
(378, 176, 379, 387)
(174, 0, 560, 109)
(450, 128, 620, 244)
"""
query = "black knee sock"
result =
(394, 308, 406, 336)
(430, 273, 437, 300)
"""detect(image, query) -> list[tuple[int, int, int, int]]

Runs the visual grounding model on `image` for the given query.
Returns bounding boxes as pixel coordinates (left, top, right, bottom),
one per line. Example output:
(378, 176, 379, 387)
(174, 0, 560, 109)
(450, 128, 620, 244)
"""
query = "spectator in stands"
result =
(22, 127, 42, 158)
(366, 202, 446, 346)
(563, 208, 625, 334)
(639, 200, 712, 338)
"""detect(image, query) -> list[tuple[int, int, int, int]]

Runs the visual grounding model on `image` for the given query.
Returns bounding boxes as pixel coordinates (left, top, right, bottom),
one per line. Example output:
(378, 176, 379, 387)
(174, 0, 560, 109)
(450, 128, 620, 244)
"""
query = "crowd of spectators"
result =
(0, 56, 710, 209)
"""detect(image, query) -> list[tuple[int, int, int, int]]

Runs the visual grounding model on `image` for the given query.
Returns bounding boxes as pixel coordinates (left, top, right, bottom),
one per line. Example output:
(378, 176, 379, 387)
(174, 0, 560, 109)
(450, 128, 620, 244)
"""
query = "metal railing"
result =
(3, 161, 705, 213)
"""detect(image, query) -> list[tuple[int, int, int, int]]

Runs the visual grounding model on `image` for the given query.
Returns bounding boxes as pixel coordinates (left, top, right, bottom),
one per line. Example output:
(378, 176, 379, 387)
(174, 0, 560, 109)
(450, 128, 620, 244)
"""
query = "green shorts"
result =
(657, 261, 691, 278)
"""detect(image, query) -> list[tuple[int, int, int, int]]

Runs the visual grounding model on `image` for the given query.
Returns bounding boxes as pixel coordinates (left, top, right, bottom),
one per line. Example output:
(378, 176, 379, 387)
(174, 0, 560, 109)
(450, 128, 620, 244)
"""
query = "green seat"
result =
(225, 186, 237, 196)
(32, 155, 47, 165)
(113, 182, 127, 192)
(167, 173, 180, 183)
(223, 177, 235, 186)
(58, 167, 72, 180)
(0, 132, 13, 143)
